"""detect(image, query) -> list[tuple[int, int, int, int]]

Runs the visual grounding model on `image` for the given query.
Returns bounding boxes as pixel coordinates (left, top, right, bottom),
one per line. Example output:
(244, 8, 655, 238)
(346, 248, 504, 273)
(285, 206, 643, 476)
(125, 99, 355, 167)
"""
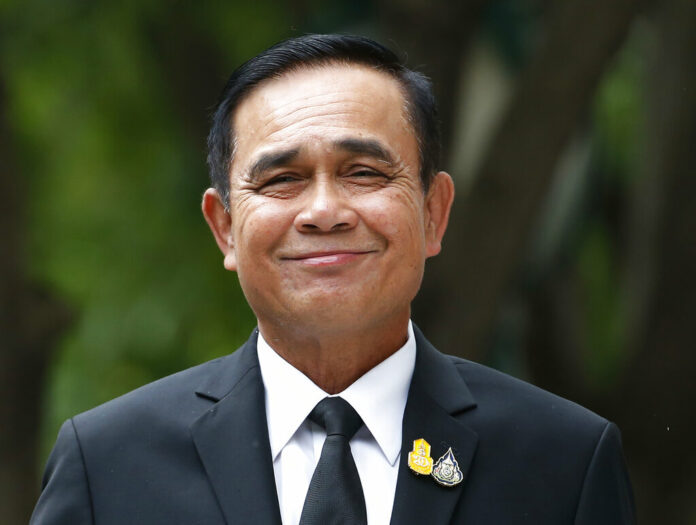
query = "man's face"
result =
(203, 64, 453, 337)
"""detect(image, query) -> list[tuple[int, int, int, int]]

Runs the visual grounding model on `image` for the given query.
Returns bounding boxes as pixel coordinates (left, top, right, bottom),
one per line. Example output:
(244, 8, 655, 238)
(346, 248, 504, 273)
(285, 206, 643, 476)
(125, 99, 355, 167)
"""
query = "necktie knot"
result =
(309, 397, 363, 440)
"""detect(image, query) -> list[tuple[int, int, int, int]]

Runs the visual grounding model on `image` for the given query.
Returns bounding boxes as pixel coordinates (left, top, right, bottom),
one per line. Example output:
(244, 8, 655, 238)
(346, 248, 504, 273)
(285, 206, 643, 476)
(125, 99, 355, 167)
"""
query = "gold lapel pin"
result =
(431, 447, 463, 487)
(407, 438, 433, 475)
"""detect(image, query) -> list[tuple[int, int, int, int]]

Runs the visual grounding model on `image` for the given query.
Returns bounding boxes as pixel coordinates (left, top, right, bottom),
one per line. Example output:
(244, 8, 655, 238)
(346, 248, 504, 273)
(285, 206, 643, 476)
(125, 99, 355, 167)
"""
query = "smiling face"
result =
(203, 63, 453, 341)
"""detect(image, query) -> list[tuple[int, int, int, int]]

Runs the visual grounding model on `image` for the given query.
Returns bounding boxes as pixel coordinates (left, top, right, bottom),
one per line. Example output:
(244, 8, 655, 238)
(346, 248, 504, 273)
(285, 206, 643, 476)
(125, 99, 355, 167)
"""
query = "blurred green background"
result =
(2, 0, 695, 523)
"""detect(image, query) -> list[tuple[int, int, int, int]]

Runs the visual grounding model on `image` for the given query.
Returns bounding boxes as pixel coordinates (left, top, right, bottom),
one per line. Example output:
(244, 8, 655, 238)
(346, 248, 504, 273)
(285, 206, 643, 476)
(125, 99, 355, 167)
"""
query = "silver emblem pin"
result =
(431, 447, 464, 487)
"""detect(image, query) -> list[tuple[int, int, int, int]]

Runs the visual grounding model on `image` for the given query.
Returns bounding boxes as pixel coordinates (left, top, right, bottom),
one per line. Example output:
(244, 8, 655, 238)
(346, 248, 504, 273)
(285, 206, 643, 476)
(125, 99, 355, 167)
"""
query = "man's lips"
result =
(281, 250, 375, 266)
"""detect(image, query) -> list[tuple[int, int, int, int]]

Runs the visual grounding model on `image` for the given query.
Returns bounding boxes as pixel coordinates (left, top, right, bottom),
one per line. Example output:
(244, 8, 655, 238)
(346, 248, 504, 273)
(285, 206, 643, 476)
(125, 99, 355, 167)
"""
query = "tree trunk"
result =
(0, 76, 73, 525)
(418, 0, 643, 360)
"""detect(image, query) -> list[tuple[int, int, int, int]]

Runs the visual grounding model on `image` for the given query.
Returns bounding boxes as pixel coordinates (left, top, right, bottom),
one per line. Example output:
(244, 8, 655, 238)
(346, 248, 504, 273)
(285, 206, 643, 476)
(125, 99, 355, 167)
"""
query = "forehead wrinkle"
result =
(261, 85, 386, 117)
(240, 68, 413, 139)
(254, 99, 412, 151)
(258, 98, 369, 136)
(251, 81, 402, 129)
(268, 112, 367, 139)
(267, 95, 344, 121)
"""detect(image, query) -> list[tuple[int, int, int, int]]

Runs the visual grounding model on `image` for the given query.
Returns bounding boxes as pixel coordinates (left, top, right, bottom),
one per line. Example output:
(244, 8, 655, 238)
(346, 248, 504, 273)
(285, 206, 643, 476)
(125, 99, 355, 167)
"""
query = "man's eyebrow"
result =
(247, 147, 300, 181)
(333, 138, 395, 165)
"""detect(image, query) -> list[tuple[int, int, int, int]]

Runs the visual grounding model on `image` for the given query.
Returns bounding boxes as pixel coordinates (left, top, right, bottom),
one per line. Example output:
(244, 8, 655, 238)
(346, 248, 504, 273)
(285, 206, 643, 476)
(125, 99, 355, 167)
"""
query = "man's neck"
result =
(257, 316, 410, 394)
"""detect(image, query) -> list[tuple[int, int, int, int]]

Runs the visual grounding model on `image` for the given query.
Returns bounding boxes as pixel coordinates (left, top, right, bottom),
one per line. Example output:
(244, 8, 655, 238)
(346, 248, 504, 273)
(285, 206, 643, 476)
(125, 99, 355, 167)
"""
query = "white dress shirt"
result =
(257, 322, 416, 525)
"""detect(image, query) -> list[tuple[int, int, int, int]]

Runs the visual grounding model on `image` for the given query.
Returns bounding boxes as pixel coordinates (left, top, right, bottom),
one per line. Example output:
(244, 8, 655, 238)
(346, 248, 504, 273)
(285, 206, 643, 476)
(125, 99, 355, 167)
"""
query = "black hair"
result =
(207, 34, 440, 206)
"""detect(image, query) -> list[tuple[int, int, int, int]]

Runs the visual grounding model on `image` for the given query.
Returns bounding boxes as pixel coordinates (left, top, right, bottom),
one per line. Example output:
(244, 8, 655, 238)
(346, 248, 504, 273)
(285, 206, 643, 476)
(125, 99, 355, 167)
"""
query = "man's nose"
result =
(294, 180, 358, 232)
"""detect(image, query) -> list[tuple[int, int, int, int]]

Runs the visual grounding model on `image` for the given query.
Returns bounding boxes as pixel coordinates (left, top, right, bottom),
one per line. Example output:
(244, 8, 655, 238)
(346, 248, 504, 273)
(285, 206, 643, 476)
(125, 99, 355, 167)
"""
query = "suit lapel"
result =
(191, 330, 282, 525)
(390, 326, 479, 525)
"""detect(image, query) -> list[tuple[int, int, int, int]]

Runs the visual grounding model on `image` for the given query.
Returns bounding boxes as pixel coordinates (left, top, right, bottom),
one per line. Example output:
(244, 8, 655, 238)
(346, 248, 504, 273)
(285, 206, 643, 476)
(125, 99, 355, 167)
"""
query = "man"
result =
(31, 34, 636, 524)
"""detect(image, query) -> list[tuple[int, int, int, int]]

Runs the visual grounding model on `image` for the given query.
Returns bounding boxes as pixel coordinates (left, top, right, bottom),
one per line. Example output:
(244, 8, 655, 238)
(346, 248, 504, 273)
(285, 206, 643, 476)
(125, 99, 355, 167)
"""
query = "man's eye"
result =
(350, 169, 385, 178)
(265, 174, 299, 185)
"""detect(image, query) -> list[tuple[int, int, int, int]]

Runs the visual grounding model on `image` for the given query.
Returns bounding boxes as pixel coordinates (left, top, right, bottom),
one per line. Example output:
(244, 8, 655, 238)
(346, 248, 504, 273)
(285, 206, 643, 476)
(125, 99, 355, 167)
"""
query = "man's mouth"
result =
(282, 250, 375, 266)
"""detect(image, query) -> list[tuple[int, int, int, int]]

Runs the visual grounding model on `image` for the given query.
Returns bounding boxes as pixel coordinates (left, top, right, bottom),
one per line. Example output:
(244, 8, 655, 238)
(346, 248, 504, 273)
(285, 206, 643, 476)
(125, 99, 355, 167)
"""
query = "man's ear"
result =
(424, 171, 455, 258)
(201, 188, 237, 272)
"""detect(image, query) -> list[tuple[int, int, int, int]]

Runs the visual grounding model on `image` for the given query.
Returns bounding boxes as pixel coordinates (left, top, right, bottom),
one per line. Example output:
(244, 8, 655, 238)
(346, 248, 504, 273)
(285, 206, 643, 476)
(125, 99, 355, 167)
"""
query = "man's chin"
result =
(283, 299, 379, 331)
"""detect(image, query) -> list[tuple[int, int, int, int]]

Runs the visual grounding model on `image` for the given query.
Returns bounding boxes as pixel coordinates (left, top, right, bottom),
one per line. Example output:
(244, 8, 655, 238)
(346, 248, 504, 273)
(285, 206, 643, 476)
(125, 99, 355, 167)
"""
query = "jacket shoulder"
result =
(71, 353, 234, 437)
(448, 355, 608, 436)
(445, 355, 635, 522)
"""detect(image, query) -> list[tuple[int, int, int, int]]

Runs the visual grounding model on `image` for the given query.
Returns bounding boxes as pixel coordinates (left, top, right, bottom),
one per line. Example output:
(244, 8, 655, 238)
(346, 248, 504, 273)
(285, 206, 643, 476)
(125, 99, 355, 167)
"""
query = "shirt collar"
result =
(257, 322, 416, 466)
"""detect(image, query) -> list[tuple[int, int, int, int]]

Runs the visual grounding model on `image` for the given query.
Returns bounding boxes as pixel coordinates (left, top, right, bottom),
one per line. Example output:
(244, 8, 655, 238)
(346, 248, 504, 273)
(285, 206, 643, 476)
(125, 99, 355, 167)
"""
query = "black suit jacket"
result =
(31, 327, 636, 524)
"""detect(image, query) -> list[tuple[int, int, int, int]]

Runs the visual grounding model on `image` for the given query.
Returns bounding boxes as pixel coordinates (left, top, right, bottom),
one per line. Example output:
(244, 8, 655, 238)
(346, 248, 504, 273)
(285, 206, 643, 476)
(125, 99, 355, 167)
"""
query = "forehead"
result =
(230, 63, 418, 171)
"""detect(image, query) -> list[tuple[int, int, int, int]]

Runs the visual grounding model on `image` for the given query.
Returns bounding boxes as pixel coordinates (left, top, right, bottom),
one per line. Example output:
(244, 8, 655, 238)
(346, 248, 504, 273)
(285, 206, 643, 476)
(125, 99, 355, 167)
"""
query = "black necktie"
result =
(299, 396, 368, 525)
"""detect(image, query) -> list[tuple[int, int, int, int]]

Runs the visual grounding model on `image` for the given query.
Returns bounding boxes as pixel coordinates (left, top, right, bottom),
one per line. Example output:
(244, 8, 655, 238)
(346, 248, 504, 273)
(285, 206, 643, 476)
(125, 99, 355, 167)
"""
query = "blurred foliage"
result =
(0, 0, 303, 459)
(576, 221, 625, 386)
(575, 26, 647, 387)
(594, 24, 647, 184)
